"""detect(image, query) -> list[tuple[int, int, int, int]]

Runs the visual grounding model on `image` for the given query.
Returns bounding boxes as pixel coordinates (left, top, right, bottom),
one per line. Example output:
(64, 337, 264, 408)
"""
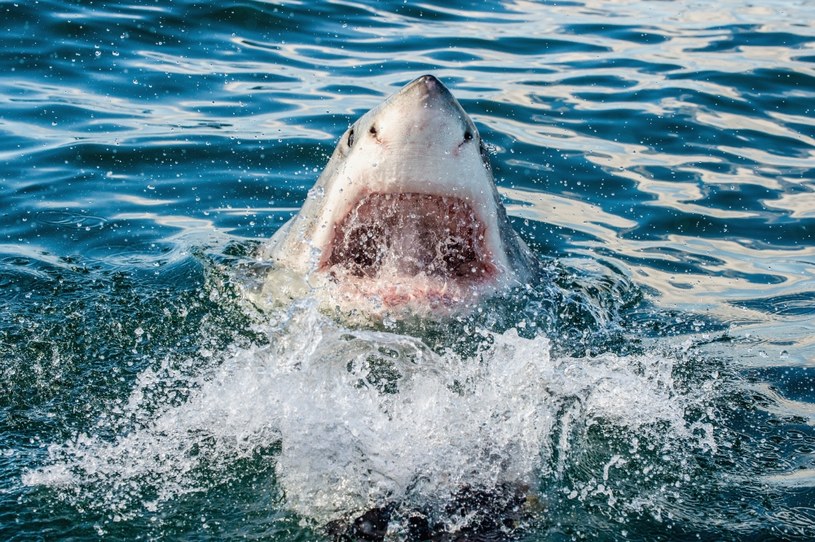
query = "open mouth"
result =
(322, 192, 497, 285)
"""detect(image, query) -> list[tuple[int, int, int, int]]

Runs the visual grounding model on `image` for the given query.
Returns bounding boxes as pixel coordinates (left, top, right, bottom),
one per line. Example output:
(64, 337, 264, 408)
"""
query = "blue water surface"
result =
(2, 0, 815, 540)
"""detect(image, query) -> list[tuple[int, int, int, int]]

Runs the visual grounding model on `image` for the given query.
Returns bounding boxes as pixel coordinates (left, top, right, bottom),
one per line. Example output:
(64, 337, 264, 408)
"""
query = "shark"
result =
(258, 74, 535, 320)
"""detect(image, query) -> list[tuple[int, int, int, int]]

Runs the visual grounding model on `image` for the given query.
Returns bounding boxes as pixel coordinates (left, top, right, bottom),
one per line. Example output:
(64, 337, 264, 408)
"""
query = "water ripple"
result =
(2, 0, 815, 539)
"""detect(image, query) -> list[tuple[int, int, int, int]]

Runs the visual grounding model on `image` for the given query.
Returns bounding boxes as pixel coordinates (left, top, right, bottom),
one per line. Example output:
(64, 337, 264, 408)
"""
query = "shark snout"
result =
(404, 74, 452, 102)
(401, 75, 463, 116)
(373, 75, 476, 152)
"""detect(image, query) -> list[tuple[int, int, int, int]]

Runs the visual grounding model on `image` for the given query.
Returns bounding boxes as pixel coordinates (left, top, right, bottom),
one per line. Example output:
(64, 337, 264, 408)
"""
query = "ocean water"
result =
(2, 0, 815, 540)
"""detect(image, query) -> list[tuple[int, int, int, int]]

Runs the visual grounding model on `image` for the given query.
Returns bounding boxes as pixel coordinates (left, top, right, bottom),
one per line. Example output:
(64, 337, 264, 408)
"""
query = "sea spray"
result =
(25, 301, 718, 532)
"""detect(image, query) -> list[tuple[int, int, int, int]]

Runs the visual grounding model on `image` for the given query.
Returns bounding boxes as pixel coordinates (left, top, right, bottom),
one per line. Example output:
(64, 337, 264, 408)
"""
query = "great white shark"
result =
(258, 75, 535, 319)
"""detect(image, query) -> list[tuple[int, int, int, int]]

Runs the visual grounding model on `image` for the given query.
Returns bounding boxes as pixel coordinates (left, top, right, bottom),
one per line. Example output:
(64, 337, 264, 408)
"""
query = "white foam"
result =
(24, 302, 715, 527)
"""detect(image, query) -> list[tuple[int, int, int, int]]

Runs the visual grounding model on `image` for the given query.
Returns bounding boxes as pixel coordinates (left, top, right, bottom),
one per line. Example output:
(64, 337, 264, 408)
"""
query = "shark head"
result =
(261, 75, 534, 319)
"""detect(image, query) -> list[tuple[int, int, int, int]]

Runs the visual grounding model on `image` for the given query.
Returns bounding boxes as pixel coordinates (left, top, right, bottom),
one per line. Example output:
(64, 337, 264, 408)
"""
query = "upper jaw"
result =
(312, 148, 510, 277)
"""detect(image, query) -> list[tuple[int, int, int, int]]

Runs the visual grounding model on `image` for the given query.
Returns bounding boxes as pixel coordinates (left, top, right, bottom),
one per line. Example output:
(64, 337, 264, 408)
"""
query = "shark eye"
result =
(369, 125, 378, 137)
(463, 130, 474, 142)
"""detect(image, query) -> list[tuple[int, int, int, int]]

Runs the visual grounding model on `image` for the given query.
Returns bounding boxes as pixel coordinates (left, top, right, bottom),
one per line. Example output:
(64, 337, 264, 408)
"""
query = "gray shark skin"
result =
(258, 75, 535, 320)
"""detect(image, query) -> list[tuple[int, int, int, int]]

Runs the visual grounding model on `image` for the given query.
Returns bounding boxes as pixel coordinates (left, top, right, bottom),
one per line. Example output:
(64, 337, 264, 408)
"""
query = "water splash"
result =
(24, 298, 719, 535)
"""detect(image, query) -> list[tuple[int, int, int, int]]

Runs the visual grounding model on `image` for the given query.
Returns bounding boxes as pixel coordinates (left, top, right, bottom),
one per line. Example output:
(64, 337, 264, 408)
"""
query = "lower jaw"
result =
(317, 272, 498, 318)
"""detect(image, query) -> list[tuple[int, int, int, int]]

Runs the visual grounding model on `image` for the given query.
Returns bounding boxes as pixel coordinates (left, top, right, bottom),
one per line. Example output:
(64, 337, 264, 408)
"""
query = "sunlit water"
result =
(2, 0, 815, 540)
